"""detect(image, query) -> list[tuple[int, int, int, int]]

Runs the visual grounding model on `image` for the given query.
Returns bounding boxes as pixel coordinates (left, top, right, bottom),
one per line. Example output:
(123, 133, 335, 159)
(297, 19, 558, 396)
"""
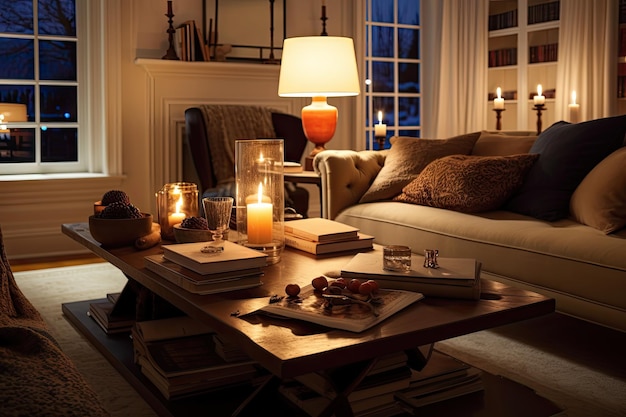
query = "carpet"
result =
(13, 263, 626, 417)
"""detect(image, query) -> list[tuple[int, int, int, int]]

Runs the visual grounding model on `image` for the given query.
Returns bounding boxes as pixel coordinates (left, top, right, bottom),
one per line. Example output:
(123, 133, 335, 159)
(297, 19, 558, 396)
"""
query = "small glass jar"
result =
(155, 182, 198, 240)
(383, 245, 412, 272)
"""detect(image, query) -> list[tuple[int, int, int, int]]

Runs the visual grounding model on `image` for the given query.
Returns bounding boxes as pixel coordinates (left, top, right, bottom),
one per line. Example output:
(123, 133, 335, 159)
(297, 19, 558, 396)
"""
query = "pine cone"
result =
(180, 216, 209, 230)
(98, 201, 142, 219)
(101, 190, 130, 206)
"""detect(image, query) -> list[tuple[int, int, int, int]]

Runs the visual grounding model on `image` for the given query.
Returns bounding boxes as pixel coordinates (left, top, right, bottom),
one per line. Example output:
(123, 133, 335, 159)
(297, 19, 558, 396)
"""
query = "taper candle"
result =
(494, 87, 505, 109)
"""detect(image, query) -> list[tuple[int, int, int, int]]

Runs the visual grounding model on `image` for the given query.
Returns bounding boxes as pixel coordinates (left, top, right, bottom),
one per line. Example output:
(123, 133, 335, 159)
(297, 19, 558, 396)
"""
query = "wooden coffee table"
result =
(61, 223, 558, 417)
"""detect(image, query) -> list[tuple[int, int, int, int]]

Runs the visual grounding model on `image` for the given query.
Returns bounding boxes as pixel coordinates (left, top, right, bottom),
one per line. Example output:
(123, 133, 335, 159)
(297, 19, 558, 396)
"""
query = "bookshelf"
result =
(487, 0, 560, 131)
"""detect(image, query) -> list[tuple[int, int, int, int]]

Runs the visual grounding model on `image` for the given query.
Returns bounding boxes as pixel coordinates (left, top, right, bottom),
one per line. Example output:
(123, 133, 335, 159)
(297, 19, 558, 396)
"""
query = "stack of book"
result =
(88, 292, 135, 334)
(284, 217, 374, 255)
(341, 252, 482, 300)
(279, 351, 413, 417)
(132, 316, 259, 400)
(144, 240, 267, 294)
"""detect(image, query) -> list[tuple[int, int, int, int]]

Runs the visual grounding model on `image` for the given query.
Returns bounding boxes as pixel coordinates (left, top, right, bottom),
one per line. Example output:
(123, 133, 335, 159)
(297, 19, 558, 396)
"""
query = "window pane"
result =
(373, 96, 394, 126)
(398, 129, 420, 138)
(372, 0, 394, 23)
(372, 62, 394, 92)
(399, 97, 420, 126)
(0, 128, 35, 163)
(0, 38, 34, 79)
(41, 127, 77, 162)
(0, 85, 35, 122)
(40, 40, 77, 80)
(0, 1, 34, 34)
(372, 26, 394, 57)
(399, 63, 420, 93)
(398, 28, 419, 59)
(40, 85, 77, 122)
(399, 0, 420, 25)
(38, 0, 76, 36)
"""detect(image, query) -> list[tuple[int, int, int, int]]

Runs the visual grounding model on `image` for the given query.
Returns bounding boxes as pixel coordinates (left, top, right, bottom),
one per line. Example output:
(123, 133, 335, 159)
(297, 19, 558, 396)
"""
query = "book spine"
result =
(284, 234, 319, 254)
(341, 275, 480, 300)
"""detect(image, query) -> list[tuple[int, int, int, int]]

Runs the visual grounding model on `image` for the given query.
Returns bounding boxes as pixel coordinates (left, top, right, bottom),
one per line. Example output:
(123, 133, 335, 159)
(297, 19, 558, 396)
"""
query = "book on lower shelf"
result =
(87, 299, 135, 334)
(284, 217, 360, 243)
(144, 254, 263, 294)
(284, 161, 303, 173)
(257, 284, 424, 333)
(285, 232, 374, 255)
(341, 253, 481, 300)
(132, 316, 259, 400)
(161, 240, 267, 275)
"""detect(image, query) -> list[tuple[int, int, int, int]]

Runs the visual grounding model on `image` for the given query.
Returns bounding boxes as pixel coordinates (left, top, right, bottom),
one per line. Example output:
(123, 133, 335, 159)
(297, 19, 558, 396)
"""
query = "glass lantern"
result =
(235, 139, 285, 264)
(155, 182, 199, 240)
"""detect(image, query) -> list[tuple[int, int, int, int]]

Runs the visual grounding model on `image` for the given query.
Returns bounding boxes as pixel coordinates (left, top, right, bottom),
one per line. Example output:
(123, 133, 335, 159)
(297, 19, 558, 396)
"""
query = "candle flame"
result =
(175, 195, 183, 213)
(377, 110, 383, 124)
(259, 152, 264, 162)
(537, 84, 543, 96)
(257, 183, 263, 204)
(571, 90, 577, 105)
(496, 87, 502, 99)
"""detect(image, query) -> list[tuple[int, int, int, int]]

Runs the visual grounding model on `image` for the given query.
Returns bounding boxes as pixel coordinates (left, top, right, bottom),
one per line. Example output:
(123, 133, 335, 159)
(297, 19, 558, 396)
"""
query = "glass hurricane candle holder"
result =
(155, 182, 198, 240)
(235, 139, 285, 264)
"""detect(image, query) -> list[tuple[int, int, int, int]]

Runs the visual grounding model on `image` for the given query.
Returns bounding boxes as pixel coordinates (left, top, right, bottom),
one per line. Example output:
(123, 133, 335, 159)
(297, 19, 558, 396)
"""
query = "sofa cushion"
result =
(359, 132, 480, 203)
(570, 146, 626, 234)
(394, 154, 539, 213)
(505, 115, 626, 221)
(471, 131, 537, 156)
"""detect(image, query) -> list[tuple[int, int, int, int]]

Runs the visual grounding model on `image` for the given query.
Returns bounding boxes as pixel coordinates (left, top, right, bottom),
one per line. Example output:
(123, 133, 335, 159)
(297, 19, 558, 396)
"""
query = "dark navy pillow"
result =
(505, 115, 626, 221)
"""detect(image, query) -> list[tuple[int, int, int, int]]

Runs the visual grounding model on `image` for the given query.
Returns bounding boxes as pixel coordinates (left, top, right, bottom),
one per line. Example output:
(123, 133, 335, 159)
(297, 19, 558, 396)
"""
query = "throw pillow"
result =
(394, 154, 539, 213)
(359, 132, 480, 203)
(505, 115, 626, 221)
(570, 147, 626, 234)
(471, 131, 537, 156)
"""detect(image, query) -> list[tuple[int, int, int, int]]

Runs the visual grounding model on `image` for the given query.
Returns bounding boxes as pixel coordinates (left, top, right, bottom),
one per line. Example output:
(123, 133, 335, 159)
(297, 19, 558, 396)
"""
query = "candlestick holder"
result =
(375, 135, 386, 150)
(533, 104, 546, 134)
(235, 139, 285, 264)
(155, 182, 198, 240)
(493, 108, 505, 131)
(320, 5, 328, 36)
(162, 1, 179, 60)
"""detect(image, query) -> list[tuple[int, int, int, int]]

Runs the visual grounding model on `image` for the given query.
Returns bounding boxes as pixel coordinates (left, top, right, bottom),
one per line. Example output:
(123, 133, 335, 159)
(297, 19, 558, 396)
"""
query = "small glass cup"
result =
(202, 196, 233, 253)
(383, 245, 412, 272)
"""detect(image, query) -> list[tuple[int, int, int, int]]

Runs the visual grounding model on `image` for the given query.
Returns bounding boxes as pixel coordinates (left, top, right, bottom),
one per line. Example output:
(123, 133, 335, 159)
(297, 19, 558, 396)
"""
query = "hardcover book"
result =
(284, 217, 359, 242)
(161, 240, 267, 275)
(284, 232, 374, 255)
(144, 255, 263, 295)
(258, 284, 424, 333)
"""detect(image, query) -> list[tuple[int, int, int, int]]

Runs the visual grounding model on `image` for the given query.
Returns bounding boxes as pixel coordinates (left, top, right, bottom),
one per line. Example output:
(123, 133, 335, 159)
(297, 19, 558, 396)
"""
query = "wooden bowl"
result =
(89, 213, 153, 247)
(173, 225, 213, 243)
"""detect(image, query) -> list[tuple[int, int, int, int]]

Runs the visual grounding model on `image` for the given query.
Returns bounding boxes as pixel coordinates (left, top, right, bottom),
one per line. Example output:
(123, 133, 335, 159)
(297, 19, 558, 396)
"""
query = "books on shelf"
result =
(175, 20, 209, 62)
(284, 161, 303, 173)
(258, 284, 424, 333)
(284, 217, 359, 243)
(340, 252, 481, 300)
(161, 240, 267, 275)
(87, 298, 135, 334)
(285, 232, 374, 255)
(144, 255, 263, 295)
(132, 316, 258, 399)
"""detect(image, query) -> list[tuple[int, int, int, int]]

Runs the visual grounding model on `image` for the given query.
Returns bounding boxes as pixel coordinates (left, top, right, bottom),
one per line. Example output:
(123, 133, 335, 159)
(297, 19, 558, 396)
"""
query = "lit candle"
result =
(168, 194, 186, 227)
(533, 84, 545, 105)
(568, 90, 580, 124)
(374, 110, 387, 137)
(247, 183, 273, 244)
(494, 87, 505, 109)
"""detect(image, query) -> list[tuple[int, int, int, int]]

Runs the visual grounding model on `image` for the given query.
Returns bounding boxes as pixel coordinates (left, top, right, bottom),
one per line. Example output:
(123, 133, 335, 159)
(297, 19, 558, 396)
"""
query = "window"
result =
(363, 0, 421, 149)
(0, 0, 85, 174)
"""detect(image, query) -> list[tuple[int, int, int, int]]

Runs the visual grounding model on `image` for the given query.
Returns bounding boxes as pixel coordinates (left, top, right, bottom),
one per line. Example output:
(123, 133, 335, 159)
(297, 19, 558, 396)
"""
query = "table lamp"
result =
(278, 36, 360, 170)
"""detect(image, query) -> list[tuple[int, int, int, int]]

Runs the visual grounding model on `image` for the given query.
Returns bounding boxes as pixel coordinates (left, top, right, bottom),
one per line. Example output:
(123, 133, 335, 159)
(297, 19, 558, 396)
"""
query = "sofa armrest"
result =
(314, 150, 387, 219)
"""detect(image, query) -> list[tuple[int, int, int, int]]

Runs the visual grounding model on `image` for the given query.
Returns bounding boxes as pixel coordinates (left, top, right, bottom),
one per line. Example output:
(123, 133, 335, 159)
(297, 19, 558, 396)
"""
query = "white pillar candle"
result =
(247, 183, 273, 244)
(374, 110, 387, 137)
(533, 84, 545, 105)
(494, 87, 505, 109)
(568, 90, 580, 124)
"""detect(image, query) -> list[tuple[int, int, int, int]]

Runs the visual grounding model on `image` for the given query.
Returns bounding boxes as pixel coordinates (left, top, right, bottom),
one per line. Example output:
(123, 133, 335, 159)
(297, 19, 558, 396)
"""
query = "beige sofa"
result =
(314, 119, 626, 332)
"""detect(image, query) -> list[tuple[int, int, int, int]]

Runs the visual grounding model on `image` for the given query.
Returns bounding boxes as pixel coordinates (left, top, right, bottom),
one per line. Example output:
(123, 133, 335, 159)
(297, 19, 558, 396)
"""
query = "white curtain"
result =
(556, 0, 618, 121)
(422, 0, 489, 138)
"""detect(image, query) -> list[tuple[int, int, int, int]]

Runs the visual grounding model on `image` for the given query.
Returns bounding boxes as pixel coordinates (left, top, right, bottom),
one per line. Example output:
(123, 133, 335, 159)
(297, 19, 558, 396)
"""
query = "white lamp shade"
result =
(0, 103, 27, 122)
(278, 36, 360, 98)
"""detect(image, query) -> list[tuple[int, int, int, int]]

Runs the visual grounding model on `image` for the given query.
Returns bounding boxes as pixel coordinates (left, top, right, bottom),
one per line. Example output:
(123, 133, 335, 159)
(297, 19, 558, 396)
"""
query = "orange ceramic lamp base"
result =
(301, 96, 338, 170)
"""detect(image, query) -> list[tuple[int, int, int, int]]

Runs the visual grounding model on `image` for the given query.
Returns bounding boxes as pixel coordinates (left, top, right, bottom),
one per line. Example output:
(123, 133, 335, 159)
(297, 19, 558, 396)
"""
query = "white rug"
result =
(13, 263, 626, 417)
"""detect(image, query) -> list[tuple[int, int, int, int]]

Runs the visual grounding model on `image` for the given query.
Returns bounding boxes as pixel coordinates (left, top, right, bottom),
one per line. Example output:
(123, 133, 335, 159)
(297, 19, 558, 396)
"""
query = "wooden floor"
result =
(10, 253, 105, 272)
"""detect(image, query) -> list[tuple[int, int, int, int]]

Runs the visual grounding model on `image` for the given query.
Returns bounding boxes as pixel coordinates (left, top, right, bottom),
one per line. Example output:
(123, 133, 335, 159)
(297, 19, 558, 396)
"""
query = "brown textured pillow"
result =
(472, 131, 537, 156)
(394, 154, 539, 213)
(359, 132, 480, 203)
(570, 147, 626, 234)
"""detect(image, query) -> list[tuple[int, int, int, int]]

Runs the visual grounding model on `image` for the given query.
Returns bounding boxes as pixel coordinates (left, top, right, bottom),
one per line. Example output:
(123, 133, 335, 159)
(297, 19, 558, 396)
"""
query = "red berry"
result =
(285, 283, 301, 297)
(366, 280, 380, 294)
(358, 281, 374, 295)
(347, 279, 362, 293)
(329, 278, 346, 289)
(311, 276, 328, 290)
